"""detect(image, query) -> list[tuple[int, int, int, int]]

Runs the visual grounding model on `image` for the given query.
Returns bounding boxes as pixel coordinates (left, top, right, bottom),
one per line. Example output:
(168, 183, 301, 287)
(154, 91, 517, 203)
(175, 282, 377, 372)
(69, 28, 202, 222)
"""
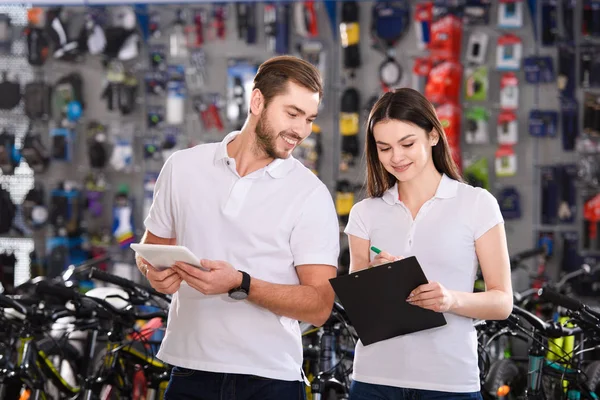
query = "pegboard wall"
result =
(0, 1, 599, 294)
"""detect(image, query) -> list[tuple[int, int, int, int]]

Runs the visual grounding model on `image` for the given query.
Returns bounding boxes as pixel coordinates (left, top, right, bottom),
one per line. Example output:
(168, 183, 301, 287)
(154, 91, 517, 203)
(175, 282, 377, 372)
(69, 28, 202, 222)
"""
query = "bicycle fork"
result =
(526, 338, 546, 400)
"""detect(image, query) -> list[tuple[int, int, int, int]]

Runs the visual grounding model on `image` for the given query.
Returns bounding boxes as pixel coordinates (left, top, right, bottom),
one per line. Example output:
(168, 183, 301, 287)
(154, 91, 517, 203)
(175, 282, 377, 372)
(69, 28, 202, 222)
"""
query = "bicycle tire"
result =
(483, 359, 520, 399)
(584, 361, 600, 395)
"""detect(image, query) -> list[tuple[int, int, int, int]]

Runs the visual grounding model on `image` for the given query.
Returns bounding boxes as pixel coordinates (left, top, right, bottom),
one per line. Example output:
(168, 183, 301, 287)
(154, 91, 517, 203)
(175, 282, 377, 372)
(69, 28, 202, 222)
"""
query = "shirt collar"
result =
(213, 130, 295, 179)
(381, 173, 458, 205)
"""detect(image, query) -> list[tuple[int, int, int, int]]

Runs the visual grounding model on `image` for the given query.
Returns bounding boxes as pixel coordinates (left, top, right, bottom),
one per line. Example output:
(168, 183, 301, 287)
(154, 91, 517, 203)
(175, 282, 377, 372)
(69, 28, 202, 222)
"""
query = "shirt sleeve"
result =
(472, 189, 504, 241)
(144, 155, 176, 238)
(344, 201, 369, 240)
(290, 184, 340, 268)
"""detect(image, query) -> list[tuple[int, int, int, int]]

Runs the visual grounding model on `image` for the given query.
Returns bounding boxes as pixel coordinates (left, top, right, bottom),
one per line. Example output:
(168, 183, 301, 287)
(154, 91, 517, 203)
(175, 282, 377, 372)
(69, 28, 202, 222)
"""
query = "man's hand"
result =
(138, 257, 183, 295)
(369, 251, 401, 268)
(172, 259, 242, 295)
(407, 282, 457, 313)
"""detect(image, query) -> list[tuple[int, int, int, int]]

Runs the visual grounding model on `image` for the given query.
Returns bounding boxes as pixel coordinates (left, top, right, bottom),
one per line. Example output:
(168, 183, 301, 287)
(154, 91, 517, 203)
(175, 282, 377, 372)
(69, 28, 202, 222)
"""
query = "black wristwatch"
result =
(228, 271, 250, 300)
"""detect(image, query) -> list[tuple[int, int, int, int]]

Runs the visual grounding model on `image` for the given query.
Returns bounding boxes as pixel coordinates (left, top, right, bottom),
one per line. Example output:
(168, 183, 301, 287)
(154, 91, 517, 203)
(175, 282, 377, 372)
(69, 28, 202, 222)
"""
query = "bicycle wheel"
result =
(483, 359, 521, 399)
(584, 361, 600, 395)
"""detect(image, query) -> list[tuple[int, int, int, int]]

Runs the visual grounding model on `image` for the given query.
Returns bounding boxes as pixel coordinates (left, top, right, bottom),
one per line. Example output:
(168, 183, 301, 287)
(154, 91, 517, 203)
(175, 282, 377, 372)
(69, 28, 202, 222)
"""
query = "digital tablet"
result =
(130, 243, 208, 271)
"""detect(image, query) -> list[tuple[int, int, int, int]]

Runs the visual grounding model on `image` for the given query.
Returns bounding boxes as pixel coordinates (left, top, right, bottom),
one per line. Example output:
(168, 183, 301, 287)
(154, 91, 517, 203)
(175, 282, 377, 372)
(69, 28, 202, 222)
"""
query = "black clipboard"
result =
(329, 256, 447, 346)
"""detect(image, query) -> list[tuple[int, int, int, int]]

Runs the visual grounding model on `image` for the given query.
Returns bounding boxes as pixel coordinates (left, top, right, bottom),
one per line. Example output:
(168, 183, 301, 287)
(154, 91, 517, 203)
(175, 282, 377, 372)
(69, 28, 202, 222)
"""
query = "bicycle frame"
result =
(2, 332, 81, 400)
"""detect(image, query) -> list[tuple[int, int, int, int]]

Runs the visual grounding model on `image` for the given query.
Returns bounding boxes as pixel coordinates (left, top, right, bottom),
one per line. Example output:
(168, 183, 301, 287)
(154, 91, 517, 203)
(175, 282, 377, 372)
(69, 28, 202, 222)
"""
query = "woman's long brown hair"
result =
(365, 88, 463, 198)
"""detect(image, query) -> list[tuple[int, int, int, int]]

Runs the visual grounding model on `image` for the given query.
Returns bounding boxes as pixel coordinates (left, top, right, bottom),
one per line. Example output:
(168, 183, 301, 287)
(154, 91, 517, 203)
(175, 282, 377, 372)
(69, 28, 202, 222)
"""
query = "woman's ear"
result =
(249, 89, 264, 116)
(430, 130, 440, 147)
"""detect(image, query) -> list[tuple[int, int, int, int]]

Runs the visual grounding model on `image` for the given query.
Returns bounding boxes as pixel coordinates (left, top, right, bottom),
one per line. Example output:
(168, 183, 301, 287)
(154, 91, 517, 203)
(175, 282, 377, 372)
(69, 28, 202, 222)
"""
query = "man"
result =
(136, 55, 340, 400)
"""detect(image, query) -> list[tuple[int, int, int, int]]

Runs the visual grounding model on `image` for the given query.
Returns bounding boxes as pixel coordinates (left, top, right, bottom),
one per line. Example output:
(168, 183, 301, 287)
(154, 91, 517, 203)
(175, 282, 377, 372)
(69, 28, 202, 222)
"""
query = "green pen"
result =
(370, 246, 382, 254)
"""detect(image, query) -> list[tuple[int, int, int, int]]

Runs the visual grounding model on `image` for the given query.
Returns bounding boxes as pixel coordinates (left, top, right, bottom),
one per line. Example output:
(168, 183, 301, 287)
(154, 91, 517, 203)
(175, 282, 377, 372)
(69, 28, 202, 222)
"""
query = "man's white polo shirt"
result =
(144, 131, 340, 381)
(344, 174, 504, 393)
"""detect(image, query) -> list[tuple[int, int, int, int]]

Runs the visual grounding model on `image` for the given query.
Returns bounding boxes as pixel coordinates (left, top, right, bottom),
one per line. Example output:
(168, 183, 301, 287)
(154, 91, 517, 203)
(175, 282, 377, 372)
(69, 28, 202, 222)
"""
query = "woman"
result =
(344, 88, 513, 400)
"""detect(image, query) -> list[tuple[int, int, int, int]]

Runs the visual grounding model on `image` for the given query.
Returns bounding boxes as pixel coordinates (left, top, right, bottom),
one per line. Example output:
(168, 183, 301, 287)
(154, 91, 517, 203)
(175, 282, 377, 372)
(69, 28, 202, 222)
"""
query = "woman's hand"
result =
(369, 251, 401, 267)
(407, 282, 457, 313)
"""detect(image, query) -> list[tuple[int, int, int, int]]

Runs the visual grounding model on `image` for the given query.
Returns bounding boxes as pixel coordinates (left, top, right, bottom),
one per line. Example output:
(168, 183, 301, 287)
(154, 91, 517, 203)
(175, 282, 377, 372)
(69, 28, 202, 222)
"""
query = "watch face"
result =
(381, 60, 401, 85)
(230, 290, 248, 300)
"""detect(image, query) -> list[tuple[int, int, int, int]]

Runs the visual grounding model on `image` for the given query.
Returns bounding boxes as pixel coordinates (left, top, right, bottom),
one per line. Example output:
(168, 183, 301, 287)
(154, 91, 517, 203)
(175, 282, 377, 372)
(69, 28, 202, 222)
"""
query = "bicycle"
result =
(481, 290, 600, 399)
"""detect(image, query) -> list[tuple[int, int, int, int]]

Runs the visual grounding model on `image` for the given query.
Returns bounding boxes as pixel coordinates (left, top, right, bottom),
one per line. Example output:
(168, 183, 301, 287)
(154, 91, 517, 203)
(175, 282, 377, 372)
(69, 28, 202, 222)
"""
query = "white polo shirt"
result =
(144, 131, 339, 381)
(344, 174, 503, 393)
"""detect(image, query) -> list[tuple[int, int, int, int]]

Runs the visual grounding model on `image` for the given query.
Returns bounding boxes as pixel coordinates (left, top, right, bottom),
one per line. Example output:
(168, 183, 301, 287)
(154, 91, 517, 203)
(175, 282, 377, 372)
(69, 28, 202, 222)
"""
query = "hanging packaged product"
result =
(226, 60, 258, 128)
(0, 72, 22, 111)
(540, 165, 559, 225)
(339, 88, 360, 172)
(0, 185, 16, 235)
(23, 184, 49, 230)
(21, 129, 50, 173)
(24, 81, 52, 120)
(414, 2, 432, 50)
(50, 128, 74, 161)
(464, 0, 492, 25)
(557, 44, 576, 97)
(464, 66, 488, 102)
(0, 13, 13, 52)
(264, 2, 290, 55)
(147, 106, 165, 128)
(495, 145, 517, 177)
(143, 172, 159, 223)
(435, 102, 462, 168)
(425, 61, 462, 105)
(371, 1, 410, 91)
(580, 44, 600, 88)
(236, 3, 257, 44)
(340, 1, 361, 71)
(293, 1, 318, 39)
(498, 186, 522, 220)
(498, 0, 523, 28)
(496, 34, 522, 71)
(500, 72, 519, 110)
(582, 0, 600, 38)
(412, 57, 432, 94)
(541, 0, 558, 46)
(524, 56, 555, 84)
(24, 26, 49, 66)
(465, 107, 489, 145)
(168, 9, 188, 60)
(109, 139, 133, 171)
(556, 164, 578, 224)
(529, 110, 558, 138)
(335, 180, 355, 224)
(49, 181, 82, 235)
(463, 157, 490, 190)
(560, 97, 579, 151)
(465, 31, 488, 65)
(44, 8, 81, 61)
(497, 110, 518, 145)
(583, 194, 600, 250)
(166, 80, 186, 125)
(429, 14, 463, 60)
(0, 129, 21, 175)
(112, 185, 135, 249)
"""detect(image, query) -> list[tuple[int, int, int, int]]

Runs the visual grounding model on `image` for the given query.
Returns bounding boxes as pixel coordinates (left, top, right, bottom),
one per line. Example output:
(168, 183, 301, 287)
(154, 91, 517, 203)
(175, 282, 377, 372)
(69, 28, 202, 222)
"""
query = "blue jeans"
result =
(164, 367, 306, 400)
(349, 381, 483, 400)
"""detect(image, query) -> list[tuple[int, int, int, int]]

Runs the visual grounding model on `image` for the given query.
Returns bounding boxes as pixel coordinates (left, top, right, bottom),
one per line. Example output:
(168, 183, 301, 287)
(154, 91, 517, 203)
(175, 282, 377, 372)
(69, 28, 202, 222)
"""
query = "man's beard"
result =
(255, 112, 285, 159)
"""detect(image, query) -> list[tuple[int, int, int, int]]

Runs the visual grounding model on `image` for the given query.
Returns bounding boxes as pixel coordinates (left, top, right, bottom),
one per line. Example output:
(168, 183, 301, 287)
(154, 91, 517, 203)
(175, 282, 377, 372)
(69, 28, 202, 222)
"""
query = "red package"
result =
(435, 102, 462, 168)
(429, 15, 463, 60)
(425, 60, 463, 105)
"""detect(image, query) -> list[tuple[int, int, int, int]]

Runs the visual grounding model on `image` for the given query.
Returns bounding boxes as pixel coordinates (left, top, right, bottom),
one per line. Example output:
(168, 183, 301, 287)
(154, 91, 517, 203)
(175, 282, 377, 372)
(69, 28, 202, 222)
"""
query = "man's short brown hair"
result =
(253, 55, 323, 107)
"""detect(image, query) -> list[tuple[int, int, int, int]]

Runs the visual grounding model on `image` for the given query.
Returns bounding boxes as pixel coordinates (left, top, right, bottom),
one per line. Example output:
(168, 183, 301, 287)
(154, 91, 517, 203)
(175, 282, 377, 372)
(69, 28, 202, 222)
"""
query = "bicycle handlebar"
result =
(538, 287, 600, 321)
(511, 305, 582, 338)
(88, 268, 170, 302)
(510, 247, 546, 266)
(0, 293, 30, 316)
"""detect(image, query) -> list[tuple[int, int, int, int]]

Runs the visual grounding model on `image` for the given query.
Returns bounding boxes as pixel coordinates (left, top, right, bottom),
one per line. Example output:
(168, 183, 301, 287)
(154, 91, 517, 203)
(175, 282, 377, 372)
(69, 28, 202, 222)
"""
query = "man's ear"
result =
(249, 89, 264, 116)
